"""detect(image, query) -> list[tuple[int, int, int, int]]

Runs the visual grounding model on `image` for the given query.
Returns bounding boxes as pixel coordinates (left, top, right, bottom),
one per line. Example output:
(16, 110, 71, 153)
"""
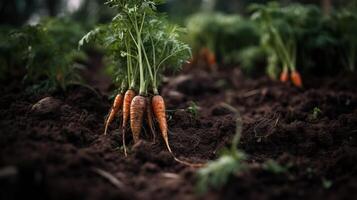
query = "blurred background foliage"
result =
(1, 0, 354, 27)
(1, 0, 357, 90)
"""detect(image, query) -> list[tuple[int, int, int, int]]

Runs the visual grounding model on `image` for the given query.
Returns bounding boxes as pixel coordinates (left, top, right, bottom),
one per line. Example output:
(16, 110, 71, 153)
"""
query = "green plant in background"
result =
(287, 4, 339, 76)
(308, 106, 322, 120)
(164, 0, 203, 25)
(185, 12, 217, 55)
(216, 15, 260, 64)
(248, 2, 357, 80)
(332, 9, 357, 71)
(251, 2, 303, 87)
(0, 27, 27, 81)
(0, 18, 86, 91)
(185, 12, 260, 68)
(237, 46, 266, 76)
(265, 50, 279, 79)
(12, 18, 85, 90)
(185, 1, 357, 80)
(71, 0, 116, 27)
(196, 105, 247, 194)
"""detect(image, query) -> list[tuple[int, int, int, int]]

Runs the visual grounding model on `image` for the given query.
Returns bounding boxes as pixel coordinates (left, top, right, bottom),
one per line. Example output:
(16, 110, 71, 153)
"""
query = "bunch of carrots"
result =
(279, 66, 303, 88)
(80, 0, 202, 166)
(251, 3, 303, 88)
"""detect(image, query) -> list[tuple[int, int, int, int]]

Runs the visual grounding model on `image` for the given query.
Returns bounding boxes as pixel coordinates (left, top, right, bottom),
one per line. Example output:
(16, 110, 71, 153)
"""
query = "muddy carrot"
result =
(130, 95, 146, 144)
(104, 94, 123, 135)
(152, 95, 171, 153)
(291, 70, 303, 88)
(122, 89, 136, 130)
(152, 95, 203, 168)
(146, 97, 156, 142)
(121, 89, 136, 156)
(280, 67, 289, 83)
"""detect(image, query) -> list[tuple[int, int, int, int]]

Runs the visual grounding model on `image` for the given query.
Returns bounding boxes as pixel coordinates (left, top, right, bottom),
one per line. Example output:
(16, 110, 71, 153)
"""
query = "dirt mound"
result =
(1, 69, 357, 200)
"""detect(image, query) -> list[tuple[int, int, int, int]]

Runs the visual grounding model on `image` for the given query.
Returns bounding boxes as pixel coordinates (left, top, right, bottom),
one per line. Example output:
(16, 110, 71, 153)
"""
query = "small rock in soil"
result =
(167, 74, 192, 87)
(211, 103, 235, 116)
(166, 90, 185, 104)
(31, 96, 62, 115)
(142, 162, 159, 174)
(174, 74, 215, 95)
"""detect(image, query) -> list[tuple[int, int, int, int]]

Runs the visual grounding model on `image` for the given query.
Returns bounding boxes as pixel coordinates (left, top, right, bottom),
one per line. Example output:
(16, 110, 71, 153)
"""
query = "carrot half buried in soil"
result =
(122, 89, 136, 156)
(152, 95, 204, 168)
(104, 94, 123, 135)
(130, 95, 146, 144)
(206, 50, 216, 66)
(280, 67, 289, 83)
(291, 70, 303, 88)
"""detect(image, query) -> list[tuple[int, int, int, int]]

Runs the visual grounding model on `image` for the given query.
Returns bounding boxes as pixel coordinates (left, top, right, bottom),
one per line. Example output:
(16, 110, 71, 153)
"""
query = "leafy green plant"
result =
(0, 27, 27, 81)
(196, 105, 247, 194)
(187, 101, 199, 118)
(80, 0, 193, 160)
(308, 107, 322, 120)
(262, 159, 289, 174)
(322, 178, 333, 189)
(332, 9, 357, 71)
(185, 12, 260, 66)
(2, 18, 86, 91)
(237, 46, 266, 76)
(185, 12, 218, 55)
(80, 0, 191, 95)
(248, 2, 357, 81)
(251, 2, 303, 87)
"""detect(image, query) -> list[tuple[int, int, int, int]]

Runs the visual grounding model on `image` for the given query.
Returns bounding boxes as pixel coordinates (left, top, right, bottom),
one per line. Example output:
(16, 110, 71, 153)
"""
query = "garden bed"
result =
(1, 67, 357, 200)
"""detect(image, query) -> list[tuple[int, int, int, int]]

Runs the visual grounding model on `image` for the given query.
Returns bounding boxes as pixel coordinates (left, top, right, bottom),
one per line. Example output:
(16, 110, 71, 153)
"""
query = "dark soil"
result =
(1, 66, 357, 200)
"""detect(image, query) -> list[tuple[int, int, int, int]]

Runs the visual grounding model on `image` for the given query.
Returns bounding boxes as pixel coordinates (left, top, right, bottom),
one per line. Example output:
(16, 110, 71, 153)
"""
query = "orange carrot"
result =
(280, 68, 289, 83)
(121, 89, 136, 156)
(146, 97, 156, 142)
(206, 50, 216, 66)
(104, 94, 123, 135)
(130, 95, 146, 144)
(152, 95, 171, 153)
(152, 95, 203, 168)
(291, 70, 303, 88)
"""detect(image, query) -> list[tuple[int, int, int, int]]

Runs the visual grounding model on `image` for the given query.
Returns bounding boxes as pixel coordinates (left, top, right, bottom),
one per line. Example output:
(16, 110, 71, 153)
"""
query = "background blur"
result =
(1, 0, 356, 88)
(0, 0, 350, 26)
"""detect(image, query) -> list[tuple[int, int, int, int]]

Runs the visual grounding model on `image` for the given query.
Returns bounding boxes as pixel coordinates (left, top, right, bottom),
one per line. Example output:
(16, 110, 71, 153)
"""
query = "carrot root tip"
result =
(122, 128, 128, 157)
